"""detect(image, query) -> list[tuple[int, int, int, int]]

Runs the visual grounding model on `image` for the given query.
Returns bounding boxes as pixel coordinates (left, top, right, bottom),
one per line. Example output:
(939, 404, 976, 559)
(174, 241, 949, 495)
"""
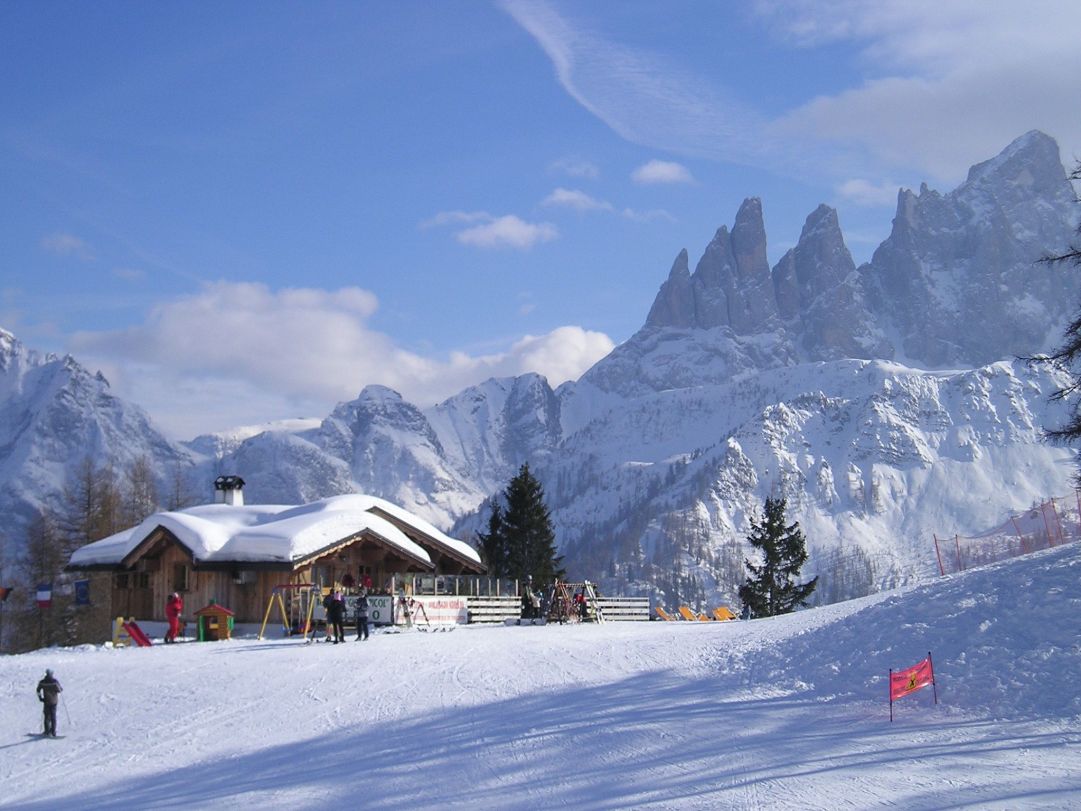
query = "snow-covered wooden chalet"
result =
(67, 476, 484, 623)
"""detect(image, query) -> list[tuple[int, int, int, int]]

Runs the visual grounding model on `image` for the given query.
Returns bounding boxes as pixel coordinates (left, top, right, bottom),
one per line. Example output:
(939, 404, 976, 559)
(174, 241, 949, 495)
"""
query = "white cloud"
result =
(455, 215, 558, 249)
(835, 178, 899, 207)
(504, 0, 1081, 188)
(419, 210, 492, 229)
(761, 1, 1081, 182)
(503, 326, 614, 383)
(549, 157, 600, 179)
(542, 187, 613, 212)
(631, 160, 694, 185)
(621, 208, 676, 223)
(499, 1, 779, 164)
(69, 282, 612, 438)
(41, 232, 94, 260)
(424, 210, 559, 250)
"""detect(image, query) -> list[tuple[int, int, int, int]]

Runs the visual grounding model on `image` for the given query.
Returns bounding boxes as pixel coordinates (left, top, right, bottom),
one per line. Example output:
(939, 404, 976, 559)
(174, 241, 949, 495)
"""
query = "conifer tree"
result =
(479, 463, 565, 585)
(476, 501, 507, 578)
(1035, 162, 1081, 447)
(738, 496, 818, 618)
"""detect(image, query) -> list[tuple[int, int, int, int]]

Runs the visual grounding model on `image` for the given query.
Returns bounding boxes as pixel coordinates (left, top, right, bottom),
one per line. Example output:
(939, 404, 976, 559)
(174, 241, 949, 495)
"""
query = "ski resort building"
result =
(66, 477, 485, 624)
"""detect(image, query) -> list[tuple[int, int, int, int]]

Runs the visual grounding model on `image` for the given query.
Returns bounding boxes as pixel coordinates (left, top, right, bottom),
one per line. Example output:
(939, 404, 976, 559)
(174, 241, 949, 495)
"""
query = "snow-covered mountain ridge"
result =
(1, 131, 1078, 609)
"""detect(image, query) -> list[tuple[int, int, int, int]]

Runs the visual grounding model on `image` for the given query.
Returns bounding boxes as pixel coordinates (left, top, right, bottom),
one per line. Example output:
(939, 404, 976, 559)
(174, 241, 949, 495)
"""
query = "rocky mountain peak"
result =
(963, 130, 1065, 192)
(644, 249, 694, 328)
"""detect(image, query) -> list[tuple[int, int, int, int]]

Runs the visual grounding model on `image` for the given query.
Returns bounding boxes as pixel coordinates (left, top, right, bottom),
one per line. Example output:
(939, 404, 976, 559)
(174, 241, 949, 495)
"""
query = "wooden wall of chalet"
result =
(108, 532, 458, 624)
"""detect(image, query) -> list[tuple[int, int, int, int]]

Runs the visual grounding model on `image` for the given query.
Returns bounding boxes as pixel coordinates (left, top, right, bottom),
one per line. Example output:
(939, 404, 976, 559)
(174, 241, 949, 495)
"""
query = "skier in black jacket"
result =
(327, 591, 346, 644)
(36, 669, 63, 737)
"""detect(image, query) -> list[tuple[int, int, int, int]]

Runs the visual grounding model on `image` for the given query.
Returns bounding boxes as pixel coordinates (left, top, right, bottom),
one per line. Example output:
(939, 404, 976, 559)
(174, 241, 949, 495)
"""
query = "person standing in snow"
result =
(321, 590, 335, 642)
(327, 590, 346, 643)
(36, 669, 63, 737)
(164, 592, 183, 643)
(355, 589, 370, 641)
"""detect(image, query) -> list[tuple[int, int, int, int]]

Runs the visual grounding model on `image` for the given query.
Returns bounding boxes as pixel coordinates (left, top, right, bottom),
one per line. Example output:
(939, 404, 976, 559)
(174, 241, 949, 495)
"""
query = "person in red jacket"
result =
(165, 592, 183, 643)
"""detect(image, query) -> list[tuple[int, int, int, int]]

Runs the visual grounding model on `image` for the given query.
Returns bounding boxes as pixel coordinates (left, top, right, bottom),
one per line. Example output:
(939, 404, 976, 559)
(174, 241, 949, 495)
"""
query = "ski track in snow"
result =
(2, 545, 1081, 809)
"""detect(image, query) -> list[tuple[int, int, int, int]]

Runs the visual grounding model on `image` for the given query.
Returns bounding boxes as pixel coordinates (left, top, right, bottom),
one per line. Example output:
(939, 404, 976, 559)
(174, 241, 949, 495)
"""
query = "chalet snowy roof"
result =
(68, 494, 481, 571)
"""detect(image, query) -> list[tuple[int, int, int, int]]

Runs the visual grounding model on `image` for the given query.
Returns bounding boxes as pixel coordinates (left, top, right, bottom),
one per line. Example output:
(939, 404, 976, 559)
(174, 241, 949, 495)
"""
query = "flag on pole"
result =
(74, 579, 91, 606)
(889, 652, 938, 720)
(36, 583, 53, 609)
(890, 657, 934, 701)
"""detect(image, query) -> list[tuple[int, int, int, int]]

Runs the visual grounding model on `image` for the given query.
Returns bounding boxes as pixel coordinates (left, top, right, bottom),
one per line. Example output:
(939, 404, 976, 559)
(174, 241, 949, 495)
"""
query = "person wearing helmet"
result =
(165, 592, 184, 643)
(36, 669, 63, 737)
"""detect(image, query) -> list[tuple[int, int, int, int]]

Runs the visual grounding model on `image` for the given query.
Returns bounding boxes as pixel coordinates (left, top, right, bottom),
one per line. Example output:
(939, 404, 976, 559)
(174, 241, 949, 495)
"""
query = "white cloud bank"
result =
(502, 0, 1081, 186)
(70, 281, 614, 439)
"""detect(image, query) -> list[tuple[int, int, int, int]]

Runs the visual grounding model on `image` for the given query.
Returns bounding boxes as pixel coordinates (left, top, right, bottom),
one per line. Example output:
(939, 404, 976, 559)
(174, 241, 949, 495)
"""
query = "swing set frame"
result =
(258, 583, 320, 641)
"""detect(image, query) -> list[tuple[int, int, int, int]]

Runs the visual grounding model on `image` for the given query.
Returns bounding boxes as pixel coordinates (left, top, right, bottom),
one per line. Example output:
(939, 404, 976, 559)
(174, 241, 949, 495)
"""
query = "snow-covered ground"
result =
(3, 543, 1080, 810)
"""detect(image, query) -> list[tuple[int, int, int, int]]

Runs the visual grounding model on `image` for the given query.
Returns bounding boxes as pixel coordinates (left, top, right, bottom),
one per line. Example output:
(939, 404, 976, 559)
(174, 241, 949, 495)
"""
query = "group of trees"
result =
(1, 456, 195, 653)
(475, 461, 817, 618)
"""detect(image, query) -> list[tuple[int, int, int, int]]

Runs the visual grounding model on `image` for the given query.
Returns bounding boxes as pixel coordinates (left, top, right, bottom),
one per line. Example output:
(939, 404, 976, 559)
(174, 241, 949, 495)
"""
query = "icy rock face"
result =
(773, 205, 892, 361)
(864, 130, 1078, 367)
(638, 130, 1077, 380)
(0, 329, 194, 540)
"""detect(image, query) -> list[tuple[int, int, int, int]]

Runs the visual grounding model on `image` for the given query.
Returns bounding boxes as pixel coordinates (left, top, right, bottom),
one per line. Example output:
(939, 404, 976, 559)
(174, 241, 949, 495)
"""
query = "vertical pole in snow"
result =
(928, 651, 938, 705)
(954, 535, 963, 572)
(933, 534, 945, 576)
(1011, 517, 1027, 555)
(1041, 500, 1055, 548)
(889, 668, 893, 722)
(1051, 498, 1065, 546)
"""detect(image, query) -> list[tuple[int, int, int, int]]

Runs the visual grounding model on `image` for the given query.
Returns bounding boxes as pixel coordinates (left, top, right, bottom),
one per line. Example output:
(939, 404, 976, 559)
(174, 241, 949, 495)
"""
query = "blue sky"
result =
(4, 1, 1080, 439)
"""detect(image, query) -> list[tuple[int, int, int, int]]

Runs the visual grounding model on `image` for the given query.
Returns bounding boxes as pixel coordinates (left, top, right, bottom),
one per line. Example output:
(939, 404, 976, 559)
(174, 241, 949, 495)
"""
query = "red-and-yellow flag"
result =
(890, 657, 934, 701)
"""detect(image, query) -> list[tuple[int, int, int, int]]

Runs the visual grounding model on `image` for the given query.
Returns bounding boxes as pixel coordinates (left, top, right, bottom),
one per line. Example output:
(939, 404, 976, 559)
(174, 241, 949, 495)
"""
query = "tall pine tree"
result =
(738, 496, 818, 618)
(476, 501, 507, 578)
(476, 463, 564, 585)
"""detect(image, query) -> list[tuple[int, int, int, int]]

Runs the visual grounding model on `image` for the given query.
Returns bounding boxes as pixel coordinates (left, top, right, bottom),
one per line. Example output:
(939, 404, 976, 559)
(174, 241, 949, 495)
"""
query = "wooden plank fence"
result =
(464, 595, 650, 623)
(595, 596, 650, 622)
(466, 595, 522, 624)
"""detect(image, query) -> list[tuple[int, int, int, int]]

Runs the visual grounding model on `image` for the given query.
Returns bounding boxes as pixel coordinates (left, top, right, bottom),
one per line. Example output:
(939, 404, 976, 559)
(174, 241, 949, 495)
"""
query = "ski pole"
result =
(60, 692, 72, 728)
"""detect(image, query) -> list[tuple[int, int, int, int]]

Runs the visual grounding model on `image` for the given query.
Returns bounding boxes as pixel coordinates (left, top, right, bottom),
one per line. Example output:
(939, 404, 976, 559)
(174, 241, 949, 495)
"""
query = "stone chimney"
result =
(213, 475, 246, 506)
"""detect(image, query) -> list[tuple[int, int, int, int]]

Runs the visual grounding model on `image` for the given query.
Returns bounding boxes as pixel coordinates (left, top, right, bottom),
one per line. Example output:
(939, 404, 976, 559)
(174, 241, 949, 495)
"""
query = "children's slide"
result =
(122, 620, 153, 647)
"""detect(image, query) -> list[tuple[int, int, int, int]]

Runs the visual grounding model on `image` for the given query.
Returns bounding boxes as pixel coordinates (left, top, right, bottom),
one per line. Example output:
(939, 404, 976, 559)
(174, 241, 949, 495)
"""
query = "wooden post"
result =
(954, 535, 963, 572)
(932, 534, 945, 576)
(889, 668, 893, 722)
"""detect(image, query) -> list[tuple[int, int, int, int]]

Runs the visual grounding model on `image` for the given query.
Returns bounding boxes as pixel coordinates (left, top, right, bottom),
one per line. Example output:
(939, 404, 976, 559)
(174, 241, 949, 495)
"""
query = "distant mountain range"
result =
(2, 131, 1078, 609)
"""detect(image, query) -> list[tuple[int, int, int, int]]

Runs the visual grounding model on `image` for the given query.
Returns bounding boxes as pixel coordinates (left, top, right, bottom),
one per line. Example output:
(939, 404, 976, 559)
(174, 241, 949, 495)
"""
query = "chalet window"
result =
(116, 573, 128, 590)
(172, 563, 189, 593)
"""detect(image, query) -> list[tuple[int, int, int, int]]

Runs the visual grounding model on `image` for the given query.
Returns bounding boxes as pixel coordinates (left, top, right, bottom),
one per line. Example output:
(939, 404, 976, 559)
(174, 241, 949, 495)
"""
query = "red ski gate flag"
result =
(889, 652, 937, 721)
(890, 658, 933, 700)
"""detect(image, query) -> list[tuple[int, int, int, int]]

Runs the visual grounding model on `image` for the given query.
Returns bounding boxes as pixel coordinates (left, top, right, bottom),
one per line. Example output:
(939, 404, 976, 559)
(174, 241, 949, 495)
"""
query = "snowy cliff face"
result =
(624, 130, 1078, 393)
(0, 328, 194, 540)
(2, 132, 1078, 611)
(208, 376, 566, 530)
(864, 130, 1078, 367)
